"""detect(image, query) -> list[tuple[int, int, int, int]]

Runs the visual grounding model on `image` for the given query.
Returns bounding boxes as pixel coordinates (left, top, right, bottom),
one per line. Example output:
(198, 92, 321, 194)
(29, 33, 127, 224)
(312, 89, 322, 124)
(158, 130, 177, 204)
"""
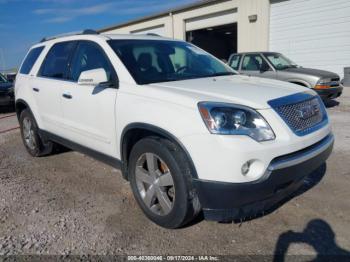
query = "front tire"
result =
(128, 137, 200, 228)
(19, 109, 53, 157)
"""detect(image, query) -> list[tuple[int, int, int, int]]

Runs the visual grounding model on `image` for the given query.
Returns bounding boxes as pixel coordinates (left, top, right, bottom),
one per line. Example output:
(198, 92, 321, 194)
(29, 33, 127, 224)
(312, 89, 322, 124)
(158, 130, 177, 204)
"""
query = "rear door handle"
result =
(62, 93, 72, 99)
(33, 88, 40, 92)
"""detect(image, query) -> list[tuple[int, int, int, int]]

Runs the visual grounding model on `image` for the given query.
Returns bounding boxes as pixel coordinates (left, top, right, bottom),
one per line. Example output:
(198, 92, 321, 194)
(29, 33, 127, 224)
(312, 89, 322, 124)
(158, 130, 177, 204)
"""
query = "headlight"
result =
(318, 78, 332, 85)
(315, 78, 338, 89)
(198, 102, 275, 142)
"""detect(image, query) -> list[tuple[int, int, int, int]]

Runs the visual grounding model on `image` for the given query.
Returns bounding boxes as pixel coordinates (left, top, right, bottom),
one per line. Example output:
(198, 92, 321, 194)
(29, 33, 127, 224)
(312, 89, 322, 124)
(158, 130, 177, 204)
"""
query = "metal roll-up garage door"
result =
(270, 0, 350, 77)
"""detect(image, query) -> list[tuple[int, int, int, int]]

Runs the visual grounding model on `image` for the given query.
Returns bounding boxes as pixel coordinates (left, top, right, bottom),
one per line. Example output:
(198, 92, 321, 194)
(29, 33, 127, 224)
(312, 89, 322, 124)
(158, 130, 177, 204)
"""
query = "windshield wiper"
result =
(280, 65, 298, 70)
(209, 72, 236, 77)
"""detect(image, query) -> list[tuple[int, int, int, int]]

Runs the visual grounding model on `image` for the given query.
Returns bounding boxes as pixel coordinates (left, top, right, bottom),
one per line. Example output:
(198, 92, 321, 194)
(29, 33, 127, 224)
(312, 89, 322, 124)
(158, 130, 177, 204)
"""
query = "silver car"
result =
(228, 52, 343, 101)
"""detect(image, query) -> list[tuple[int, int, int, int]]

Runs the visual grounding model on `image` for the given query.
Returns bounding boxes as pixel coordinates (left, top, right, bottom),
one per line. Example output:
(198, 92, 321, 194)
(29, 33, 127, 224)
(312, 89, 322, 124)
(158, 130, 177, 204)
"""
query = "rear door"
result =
(60, 40, 118, 156)
(239, 54, 276, 79)
(32, 41, 77, 136)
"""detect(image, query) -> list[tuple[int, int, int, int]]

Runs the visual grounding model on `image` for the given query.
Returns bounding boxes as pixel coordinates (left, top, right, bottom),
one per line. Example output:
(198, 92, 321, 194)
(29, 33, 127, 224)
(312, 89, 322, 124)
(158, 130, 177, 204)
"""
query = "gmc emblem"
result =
(297, 104, 319, 120)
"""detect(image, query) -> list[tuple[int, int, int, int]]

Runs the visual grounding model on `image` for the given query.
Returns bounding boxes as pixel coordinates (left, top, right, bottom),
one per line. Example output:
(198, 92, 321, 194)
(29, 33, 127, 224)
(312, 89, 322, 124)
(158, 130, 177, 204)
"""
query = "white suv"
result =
(15, 30, 334, 228)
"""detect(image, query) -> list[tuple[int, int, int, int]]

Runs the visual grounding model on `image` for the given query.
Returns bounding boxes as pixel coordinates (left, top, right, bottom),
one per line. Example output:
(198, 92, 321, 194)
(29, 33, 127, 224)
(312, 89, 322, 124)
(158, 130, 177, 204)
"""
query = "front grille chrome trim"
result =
(268, 133, 334, 171)
(268, 92, 328, 136)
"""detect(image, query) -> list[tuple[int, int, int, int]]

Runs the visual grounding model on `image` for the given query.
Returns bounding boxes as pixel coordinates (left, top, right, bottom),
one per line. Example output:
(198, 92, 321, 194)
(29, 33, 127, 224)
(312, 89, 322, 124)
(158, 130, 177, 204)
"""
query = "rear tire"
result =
(128, 137, 200, 228)
(19, 109, 53, 157)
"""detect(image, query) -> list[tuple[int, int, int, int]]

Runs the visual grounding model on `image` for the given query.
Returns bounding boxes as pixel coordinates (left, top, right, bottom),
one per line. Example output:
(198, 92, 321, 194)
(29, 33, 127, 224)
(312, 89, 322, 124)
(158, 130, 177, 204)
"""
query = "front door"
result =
(60, 41, 118, 156)
(239, 54, 276, 79)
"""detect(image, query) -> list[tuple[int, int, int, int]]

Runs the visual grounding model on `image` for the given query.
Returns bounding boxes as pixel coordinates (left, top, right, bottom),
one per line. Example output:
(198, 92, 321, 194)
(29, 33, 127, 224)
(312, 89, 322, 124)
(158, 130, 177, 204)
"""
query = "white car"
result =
(15, 30, 334, 228)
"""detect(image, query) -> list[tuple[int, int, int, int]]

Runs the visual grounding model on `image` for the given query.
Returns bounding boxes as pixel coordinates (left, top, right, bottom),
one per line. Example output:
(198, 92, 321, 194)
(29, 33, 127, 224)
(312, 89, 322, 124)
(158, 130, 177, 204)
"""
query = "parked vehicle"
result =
(0, 73, 14, 107)
(4, 72, 17, 83)
(15, 31, 334, 228)
(228, 52, 343, 101)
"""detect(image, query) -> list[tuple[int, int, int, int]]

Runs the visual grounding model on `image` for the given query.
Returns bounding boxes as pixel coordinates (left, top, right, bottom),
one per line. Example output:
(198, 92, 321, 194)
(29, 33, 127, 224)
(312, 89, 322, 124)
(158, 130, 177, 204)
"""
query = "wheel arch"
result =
(15, 99, 32, 120)
(288, 80, 311, 88)
(120, 123, 198, 180)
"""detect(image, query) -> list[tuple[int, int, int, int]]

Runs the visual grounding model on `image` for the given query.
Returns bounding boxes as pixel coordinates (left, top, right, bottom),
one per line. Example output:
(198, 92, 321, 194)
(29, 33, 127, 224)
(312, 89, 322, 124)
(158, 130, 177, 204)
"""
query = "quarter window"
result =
(242, 54, 270, 71)
(20, 46, 44, 75)
(69, 41, 113, 82)
(39, 41, 77, 80)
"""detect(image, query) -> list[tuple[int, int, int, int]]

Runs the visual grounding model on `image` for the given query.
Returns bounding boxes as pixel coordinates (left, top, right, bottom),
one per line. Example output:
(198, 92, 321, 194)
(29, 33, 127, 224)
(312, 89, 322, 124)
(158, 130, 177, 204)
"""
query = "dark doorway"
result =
(186, 23, 237, 62)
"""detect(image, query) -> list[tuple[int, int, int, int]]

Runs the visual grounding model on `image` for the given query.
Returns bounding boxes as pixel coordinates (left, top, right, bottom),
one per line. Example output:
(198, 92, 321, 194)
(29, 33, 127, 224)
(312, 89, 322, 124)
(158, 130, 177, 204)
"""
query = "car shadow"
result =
(0, 105, 15, 113)
(180, 164, 328, 228)
(324, 99, 340, 108)
(49, 144, 72, 156)
(215, 163, 327, 226)
(273, 219, 350, 261)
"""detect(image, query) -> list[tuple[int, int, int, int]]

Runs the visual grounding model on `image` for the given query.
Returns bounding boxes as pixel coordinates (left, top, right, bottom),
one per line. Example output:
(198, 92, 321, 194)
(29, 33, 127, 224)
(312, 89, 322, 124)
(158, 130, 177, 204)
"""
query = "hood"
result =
(0, 82, 13, 91)
(149, 75, 309, 109)
(284, 67, 339, 79)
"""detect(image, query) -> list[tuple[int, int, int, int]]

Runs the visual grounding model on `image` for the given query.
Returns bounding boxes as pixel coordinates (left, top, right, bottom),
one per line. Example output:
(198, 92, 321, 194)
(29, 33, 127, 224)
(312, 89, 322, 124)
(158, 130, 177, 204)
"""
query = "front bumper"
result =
(314, 86, 343, 100)
(193, 133, 334, 221)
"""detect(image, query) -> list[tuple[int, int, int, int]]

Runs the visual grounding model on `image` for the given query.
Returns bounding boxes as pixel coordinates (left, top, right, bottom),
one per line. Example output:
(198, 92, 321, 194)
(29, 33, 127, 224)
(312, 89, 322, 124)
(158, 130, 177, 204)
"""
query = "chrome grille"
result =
(270, 95, 327, 136)
(330, 78, 340, 87)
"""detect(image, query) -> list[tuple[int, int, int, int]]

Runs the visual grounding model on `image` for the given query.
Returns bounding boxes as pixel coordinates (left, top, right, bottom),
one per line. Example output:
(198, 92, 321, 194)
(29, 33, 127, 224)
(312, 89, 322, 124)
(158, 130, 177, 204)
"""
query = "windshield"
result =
(108, 39, 235, 85)
(264, 53, 298, 70)
(0, 73, 7, 83)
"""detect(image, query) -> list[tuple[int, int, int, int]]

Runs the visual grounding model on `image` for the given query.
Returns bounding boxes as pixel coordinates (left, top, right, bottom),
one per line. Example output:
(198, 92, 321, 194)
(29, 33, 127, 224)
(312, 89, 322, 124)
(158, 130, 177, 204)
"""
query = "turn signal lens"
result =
(314, 85, 331, 90)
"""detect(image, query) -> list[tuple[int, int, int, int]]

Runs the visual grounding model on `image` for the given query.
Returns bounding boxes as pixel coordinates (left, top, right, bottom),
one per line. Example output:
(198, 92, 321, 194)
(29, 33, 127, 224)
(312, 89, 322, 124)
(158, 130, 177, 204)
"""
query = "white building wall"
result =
(236, 0, 270, 52)
(101, 0, 270, 52)
(104, 16, 173, 38)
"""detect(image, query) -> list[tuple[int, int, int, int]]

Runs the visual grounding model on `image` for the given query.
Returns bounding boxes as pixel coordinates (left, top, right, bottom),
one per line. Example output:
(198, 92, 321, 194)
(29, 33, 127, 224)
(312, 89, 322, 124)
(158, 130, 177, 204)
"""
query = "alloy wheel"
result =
(135, 153, 175, 216)
(22, 117, 36, 150)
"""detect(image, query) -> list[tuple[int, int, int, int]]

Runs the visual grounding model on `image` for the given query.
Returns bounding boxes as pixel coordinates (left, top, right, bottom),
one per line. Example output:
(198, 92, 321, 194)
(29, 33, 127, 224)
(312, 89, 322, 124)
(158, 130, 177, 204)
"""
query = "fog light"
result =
(241, 162, 250, 175)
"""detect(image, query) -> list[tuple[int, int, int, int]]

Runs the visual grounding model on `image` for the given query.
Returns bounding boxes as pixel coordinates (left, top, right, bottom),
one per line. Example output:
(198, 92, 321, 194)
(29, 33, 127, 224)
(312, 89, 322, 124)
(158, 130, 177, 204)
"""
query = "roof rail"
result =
(40, 29, 99, 43)
(146, 33, 161, 37)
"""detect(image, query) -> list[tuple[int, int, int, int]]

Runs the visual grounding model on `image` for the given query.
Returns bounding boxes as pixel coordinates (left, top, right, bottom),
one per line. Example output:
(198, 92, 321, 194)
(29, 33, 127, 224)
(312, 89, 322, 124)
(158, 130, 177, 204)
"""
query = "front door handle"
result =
(33, 88, 40, 92)
(62, 93, 72, 99)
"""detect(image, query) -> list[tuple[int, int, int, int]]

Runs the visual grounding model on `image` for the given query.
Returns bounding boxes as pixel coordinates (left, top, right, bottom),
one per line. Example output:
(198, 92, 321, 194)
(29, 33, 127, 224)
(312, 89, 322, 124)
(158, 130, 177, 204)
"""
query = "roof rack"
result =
(40, 29, 99, 43)
(146, 33, 161, 37)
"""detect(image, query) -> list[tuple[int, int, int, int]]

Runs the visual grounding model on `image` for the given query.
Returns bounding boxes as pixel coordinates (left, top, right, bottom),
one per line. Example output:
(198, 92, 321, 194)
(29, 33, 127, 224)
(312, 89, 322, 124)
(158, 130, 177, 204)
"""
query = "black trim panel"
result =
(15, 99, 33, 119)
(121, 123, 198, 179)
(39, 130, 122, 170)
(314, 86, 343, 100)
(193, 134, 334, 221)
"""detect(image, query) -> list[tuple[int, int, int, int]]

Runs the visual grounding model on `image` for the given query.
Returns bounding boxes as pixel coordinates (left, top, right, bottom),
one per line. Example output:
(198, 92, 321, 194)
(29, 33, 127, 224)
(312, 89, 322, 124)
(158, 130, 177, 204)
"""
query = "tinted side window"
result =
(229, 55, 241, 70)
(20, 46, 44, 75)
(0, 73, 7, 83)
(69, 41, 112, 82)
(39, 41, 76, 79)
(242, 54, 270, 71)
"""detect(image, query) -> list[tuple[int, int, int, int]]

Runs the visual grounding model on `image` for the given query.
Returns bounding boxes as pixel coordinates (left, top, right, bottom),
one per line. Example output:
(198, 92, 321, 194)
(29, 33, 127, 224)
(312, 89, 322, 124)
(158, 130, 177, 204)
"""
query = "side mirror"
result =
(260, 63, 270, 72)
(78, 68, 108, 86)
